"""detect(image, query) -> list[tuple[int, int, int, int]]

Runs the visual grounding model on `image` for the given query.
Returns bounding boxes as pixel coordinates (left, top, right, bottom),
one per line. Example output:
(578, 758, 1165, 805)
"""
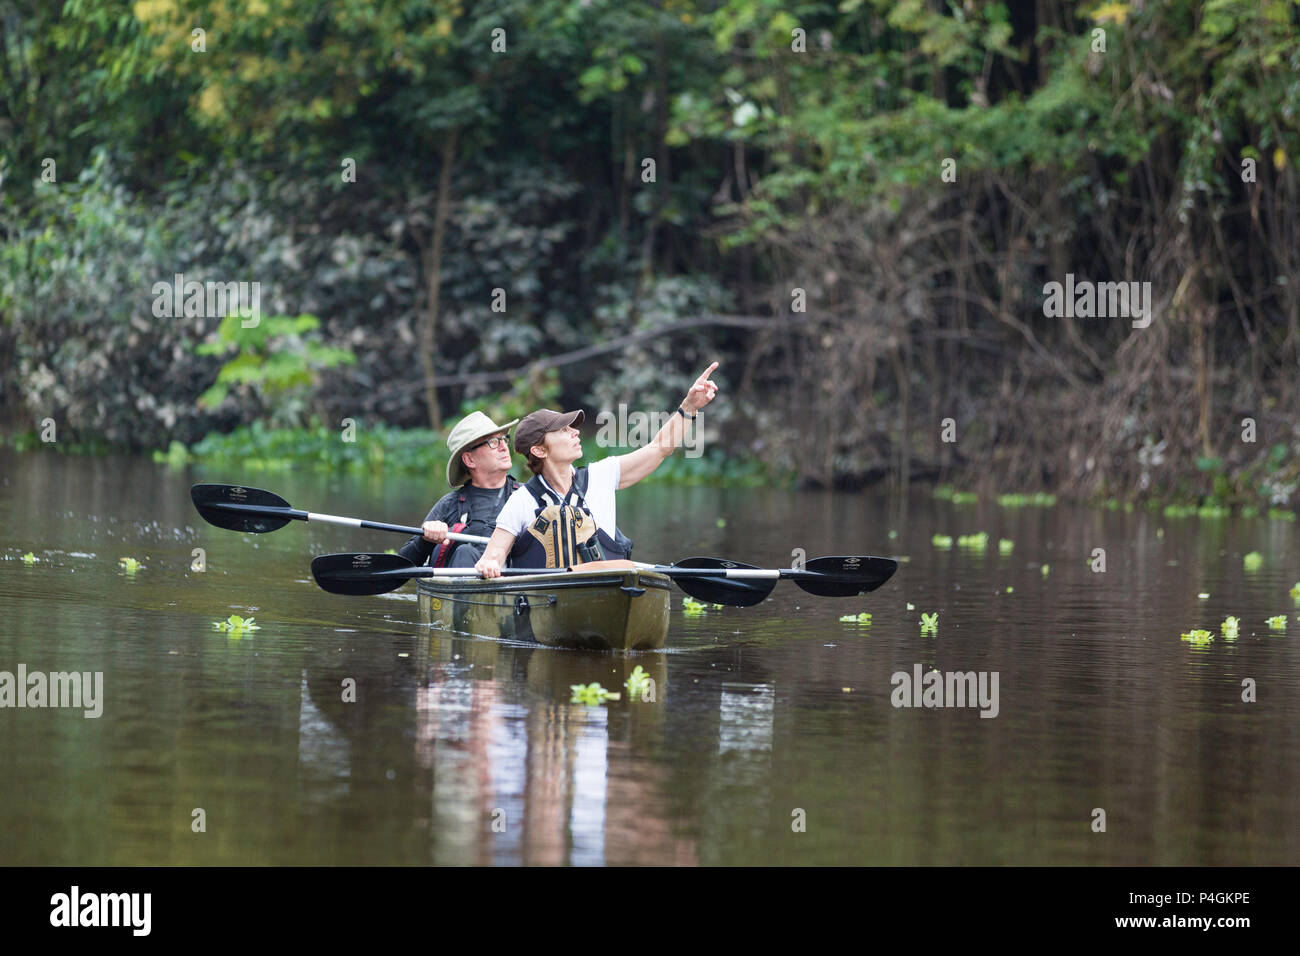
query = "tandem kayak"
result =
(416, 565, 672, 651)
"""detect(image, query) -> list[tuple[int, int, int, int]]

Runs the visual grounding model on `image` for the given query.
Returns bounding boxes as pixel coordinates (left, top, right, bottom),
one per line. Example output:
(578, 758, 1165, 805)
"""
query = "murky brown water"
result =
(1, 450, 1297, 864)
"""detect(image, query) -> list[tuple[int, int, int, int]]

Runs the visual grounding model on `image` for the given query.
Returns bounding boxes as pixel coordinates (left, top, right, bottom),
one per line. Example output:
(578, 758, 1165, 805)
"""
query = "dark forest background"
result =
(2, 0, 1298, 505)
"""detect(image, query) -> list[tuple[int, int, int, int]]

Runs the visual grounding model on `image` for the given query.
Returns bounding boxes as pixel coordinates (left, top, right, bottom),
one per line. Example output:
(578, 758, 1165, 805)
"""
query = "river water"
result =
(1, 450, 1297, 865)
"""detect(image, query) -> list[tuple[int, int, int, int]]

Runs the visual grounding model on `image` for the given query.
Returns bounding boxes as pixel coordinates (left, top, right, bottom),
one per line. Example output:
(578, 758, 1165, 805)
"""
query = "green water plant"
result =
(1290, 582, 1300, 603)
(1198, 592, 1210, 600)
(21, 552, 37, 564)
(1266, 615, 1287, 631)
(957, 532, 988, 551)
(1040, 564, 1051, 577)
(931, 534, 953, 550)
(1221, 617, 1239, 640)
(920, 612, 938, 634)
(119, 557, 143, 574)
(681, 596, 707, 616)
(570, 682, 619, 705)
(624, 666, 652, 699)
(839, 612, 872, 624)
(998, 538, 1014, 555)
(1180, 629, 1213, 645)
(997, 492, 1056, 508)
(1243, 551, 1263, 571)
(213, 614, 261, 634)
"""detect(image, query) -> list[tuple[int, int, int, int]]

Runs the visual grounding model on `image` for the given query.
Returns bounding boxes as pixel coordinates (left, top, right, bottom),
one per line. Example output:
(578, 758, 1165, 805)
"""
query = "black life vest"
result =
(432, 476, 521, 567)
(508, 466, 634, 568)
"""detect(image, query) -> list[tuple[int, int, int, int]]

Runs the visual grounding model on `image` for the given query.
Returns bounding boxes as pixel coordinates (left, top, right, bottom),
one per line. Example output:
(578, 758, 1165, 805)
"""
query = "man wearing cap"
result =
(397, 411, 521, 569)
(473, 361, 721, 577)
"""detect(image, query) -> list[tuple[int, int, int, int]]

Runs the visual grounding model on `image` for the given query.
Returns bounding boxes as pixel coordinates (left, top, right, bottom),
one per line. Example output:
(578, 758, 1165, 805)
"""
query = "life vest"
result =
(432, 477, 520, 567)
(508, 466, 633, 568)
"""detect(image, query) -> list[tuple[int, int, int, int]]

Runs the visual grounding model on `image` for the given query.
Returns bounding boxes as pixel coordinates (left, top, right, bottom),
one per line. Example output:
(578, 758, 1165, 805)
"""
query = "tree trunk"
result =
(420, 126, 459, 431)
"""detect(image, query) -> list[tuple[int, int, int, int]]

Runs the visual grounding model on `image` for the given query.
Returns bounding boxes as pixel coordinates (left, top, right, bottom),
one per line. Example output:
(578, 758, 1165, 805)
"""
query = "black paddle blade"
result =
(311, 552, 417, 596)
(670, 557, 776, 608)
(191, 483, 295, 533)
(795, 555, 899, 597)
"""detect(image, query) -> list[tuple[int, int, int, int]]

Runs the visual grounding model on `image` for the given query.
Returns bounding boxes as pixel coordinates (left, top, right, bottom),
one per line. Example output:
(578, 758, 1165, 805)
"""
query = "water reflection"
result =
(4, 450, 1299, 866)
(292, 632, 694, 865)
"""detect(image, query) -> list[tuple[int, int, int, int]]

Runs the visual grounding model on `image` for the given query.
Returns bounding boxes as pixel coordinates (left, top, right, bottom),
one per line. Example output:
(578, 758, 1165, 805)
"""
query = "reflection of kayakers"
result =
(474, 362, 720, 578)
(398, 411, 521, 569)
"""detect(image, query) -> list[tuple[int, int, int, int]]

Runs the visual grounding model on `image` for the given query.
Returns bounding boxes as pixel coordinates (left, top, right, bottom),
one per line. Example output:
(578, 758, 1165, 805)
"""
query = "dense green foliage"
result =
(2, 0, 1299, 506)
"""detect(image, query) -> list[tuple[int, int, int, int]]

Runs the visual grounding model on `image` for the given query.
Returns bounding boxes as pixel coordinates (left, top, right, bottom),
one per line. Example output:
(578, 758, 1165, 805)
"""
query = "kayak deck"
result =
(416, 567, 672, 651)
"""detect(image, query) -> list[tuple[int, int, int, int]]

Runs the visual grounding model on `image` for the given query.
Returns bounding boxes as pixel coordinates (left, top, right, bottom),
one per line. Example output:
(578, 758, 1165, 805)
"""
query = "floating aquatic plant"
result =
(931, 534, 953, 550)
(998, 538, 1014, 555)
(906, 602, 915, 611)
(1221, 617, 1239, 640)
(1180, 629, 1213, 645)
(681, 596, 708, 616)
(1243, 551, 1263, 572)
(119, 557, 143, 574)
(1197, 592, 1210, 600)
(951, 491, 978, 505)
(997, 492, 1057, 508)
(624, 666, 652, 699)
(1005, 586, 1014, 593)
(570, 682, 619, 705)
(957, 532, 989, 551)
(1266, 615, 1287, 631)
(838, 612, 872, 624)
(21, 552, 37, 565)
(213, 614, 261, 634)
(920, 612, 938, 634)
(1290, 582, 1300, 603)
(1268, 508, 1296, 521)
(1040, 564, 1051, 577)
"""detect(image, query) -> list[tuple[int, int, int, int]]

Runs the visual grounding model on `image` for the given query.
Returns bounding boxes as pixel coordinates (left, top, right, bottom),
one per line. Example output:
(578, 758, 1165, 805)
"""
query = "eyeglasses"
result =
(471, 435, 509, 451)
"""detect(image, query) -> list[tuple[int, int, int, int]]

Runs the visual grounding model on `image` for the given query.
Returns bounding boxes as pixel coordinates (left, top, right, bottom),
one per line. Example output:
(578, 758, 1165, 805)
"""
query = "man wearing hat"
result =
(397, 410, 521, 569)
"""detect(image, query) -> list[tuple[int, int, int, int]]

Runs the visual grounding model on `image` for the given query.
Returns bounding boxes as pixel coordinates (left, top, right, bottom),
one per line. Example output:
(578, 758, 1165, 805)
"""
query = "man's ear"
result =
(530, 444, 546, 461)
(462, 450, 477, 473)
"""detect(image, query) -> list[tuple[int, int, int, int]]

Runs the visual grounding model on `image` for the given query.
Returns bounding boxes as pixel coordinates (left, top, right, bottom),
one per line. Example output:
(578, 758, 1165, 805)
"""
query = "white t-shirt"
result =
(496, 456, 621, 541)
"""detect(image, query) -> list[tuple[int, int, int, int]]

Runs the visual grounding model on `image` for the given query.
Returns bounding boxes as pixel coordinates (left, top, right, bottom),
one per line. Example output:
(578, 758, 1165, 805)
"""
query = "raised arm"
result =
(617, 361, 720, 489)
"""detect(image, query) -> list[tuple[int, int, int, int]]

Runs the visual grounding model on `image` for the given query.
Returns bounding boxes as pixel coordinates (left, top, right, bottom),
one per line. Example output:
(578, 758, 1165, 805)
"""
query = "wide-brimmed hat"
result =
(514, 409, 585, 457)
(445, 411, 519, 487)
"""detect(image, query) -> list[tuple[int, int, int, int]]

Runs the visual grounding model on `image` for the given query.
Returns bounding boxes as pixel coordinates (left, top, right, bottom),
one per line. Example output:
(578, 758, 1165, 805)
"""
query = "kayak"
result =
(416, 565, 672, 651)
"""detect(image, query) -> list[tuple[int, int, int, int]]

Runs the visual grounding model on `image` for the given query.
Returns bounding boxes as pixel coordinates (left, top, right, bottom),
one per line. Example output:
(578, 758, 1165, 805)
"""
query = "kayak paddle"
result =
(190, 483, 486, 545)
(666, 555, 898, 606)
(311, 552, 576, 596)
(312, 551, 897, 606)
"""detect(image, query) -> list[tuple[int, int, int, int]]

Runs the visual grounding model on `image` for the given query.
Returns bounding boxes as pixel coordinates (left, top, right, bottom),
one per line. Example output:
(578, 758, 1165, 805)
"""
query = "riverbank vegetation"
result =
(2, 1, 1298, 508)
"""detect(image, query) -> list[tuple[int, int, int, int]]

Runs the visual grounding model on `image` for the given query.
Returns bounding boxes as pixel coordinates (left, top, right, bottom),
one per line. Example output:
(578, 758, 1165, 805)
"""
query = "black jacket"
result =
(397, 477, 521, 566)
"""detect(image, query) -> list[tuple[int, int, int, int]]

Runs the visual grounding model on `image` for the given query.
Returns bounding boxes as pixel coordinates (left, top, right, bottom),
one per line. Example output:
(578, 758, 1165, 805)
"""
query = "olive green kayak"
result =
(416, 565, 672, 651)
